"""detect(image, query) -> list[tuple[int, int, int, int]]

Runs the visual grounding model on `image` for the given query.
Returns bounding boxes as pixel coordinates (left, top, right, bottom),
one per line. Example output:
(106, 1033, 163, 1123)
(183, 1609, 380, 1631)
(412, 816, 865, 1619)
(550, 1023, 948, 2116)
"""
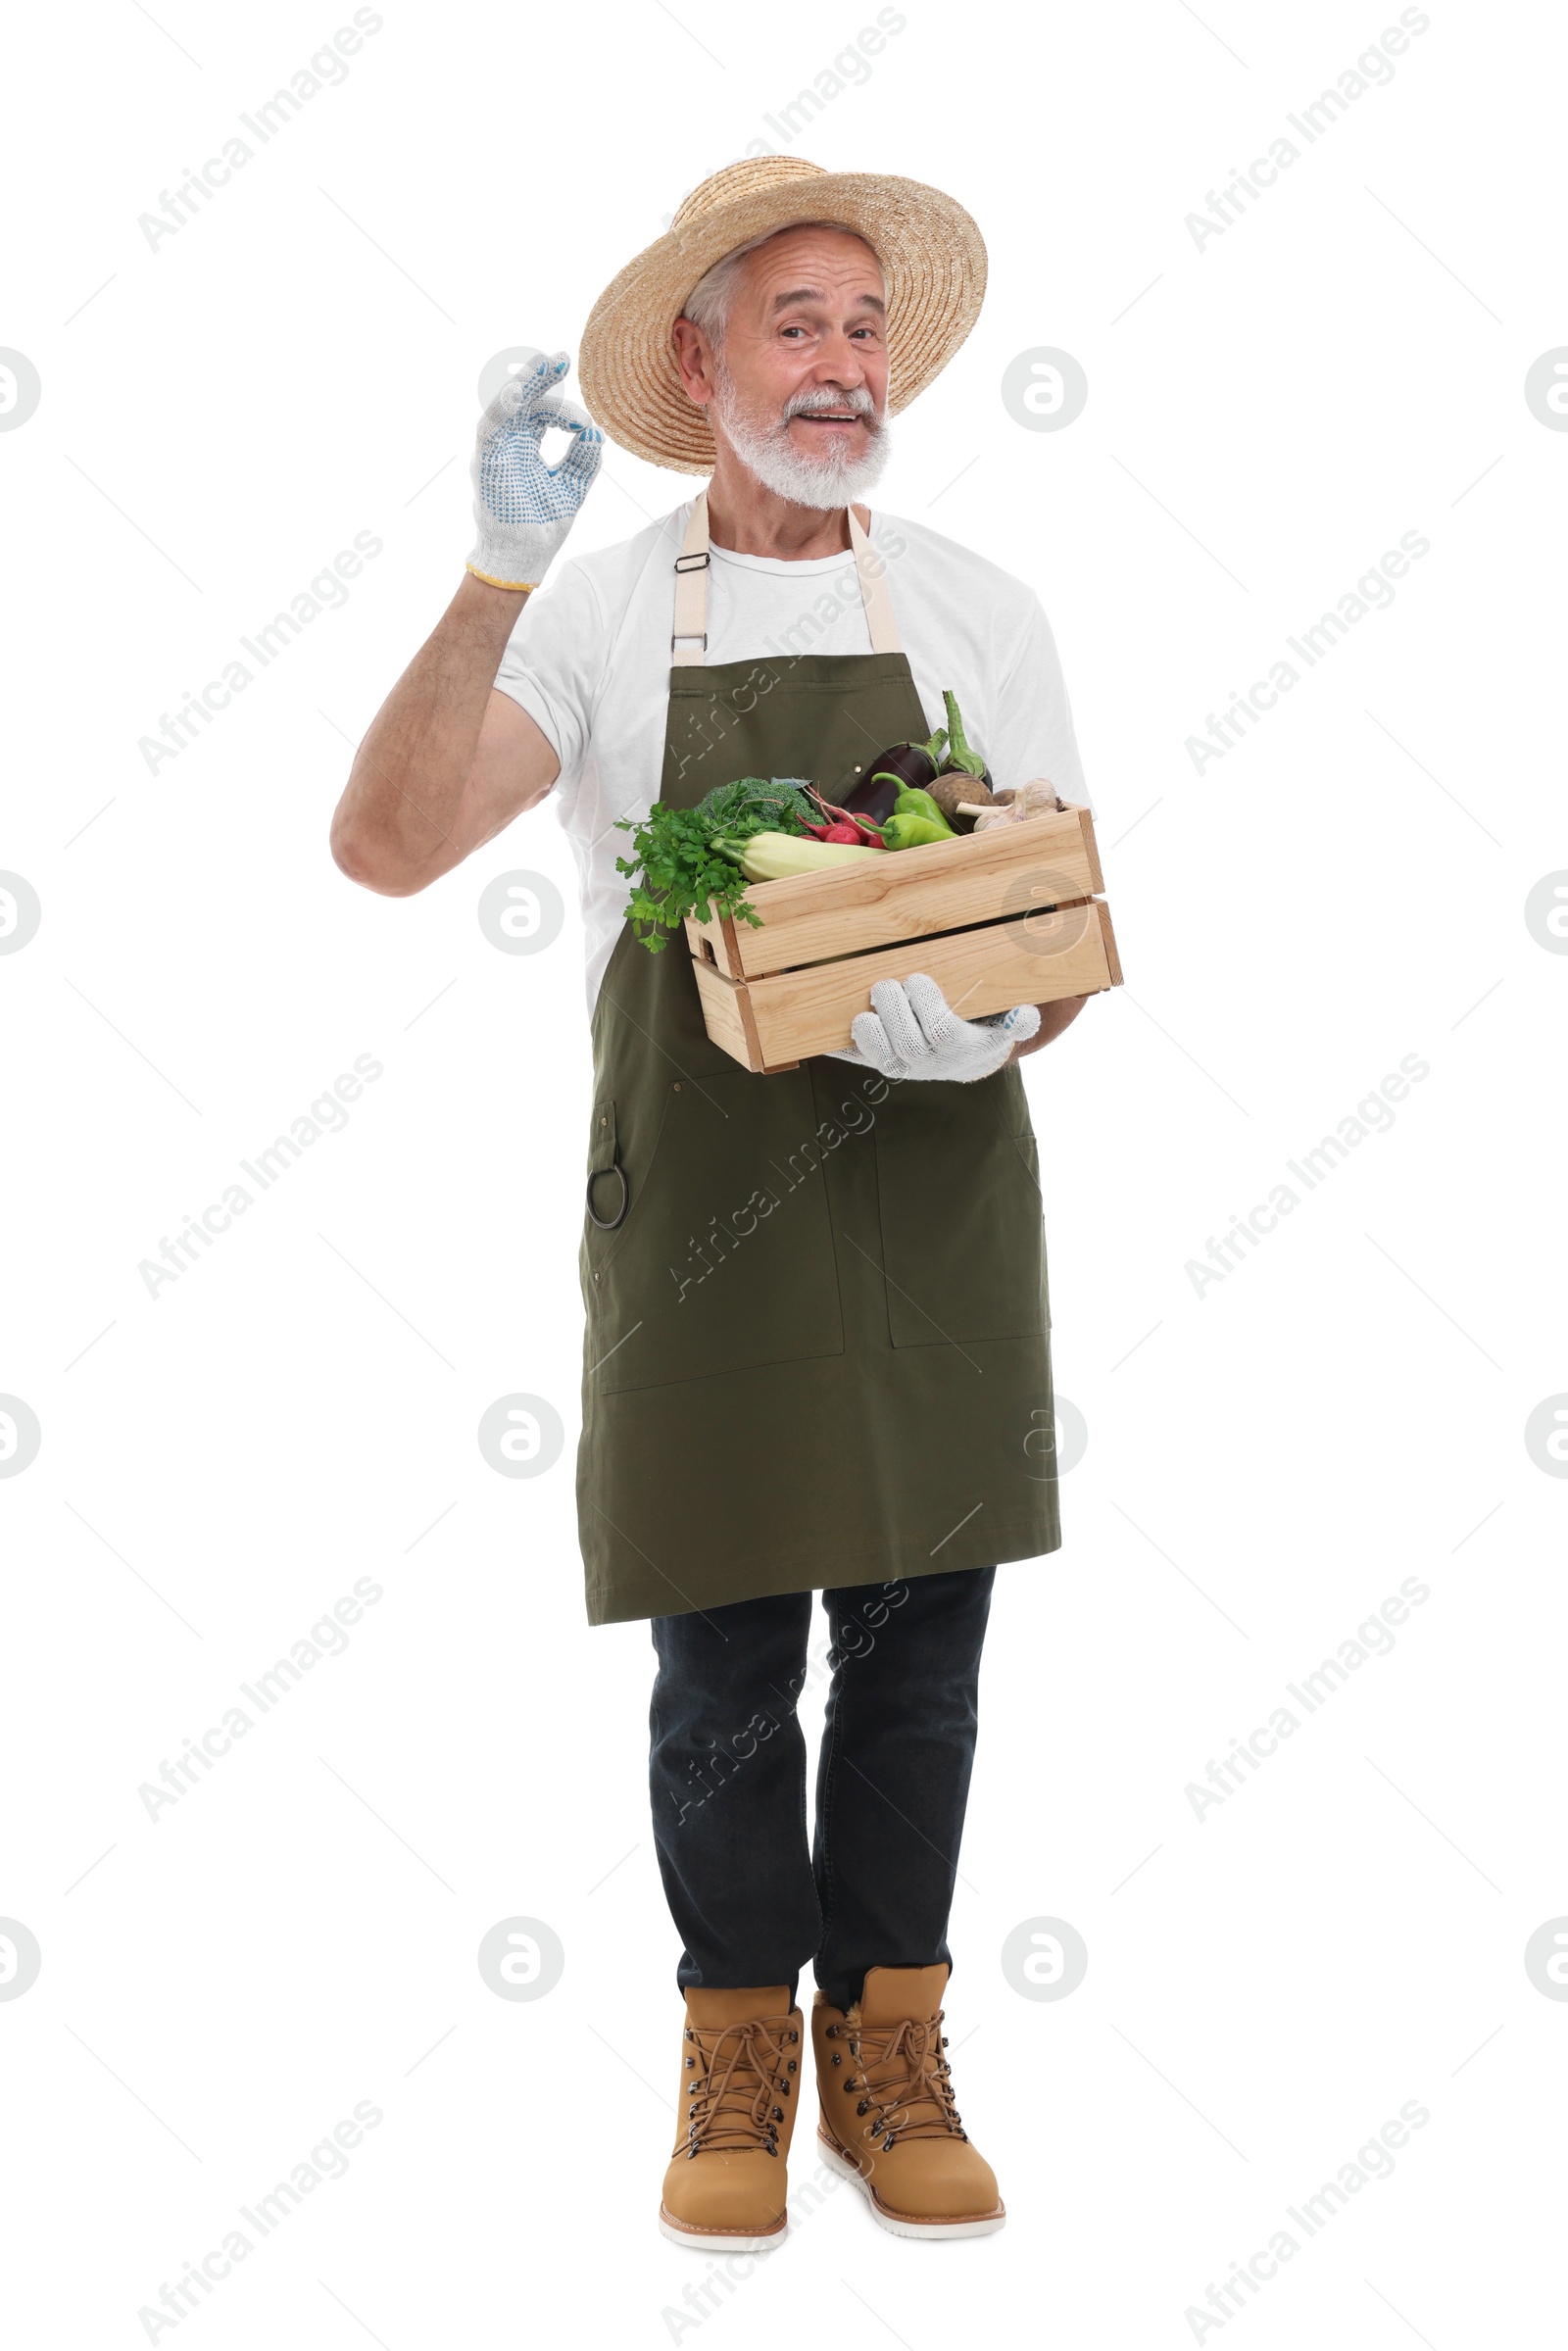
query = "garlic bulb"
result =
(973, 779, 1062, 829)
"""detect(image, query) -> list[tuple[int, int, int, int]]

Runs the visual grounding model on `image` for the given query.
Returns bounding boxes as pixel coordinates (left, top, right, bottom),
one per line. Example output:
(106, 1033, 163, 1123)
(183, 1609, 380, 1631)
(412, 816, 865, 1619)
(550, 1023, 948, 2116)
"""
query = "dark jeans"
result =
(649, 1567, 995, 2013)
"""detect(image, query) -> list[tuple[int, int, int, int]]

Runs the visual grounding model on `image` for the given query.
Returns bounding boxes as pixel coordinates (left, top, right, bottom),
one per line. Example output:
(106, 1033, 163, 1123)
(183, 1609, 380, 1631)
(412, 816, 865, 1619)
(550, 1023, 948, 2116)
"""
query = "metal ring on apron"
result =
(586, 1156, 630, 1231)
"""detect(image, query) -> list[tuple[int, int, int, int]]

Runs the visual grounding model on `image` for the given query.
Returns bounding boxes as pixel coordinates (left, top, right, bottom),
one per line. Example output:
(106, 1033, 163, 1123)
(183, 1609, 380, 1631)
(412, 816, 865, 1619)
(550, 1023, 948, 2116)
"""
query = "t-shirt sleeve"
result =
(989, 592, 1092, 816)
(491, 562, 606, 803)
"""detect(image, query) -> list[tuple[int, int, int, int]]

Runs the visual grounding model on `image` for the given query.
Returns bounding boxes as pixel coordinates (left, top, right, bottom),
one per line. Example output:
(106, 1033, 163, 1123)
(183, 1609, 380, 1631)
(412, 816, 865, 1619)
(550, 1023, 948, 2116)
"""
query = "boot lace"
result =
(681, 2018, 800, 2161)
(828, 2007, 966, 2152)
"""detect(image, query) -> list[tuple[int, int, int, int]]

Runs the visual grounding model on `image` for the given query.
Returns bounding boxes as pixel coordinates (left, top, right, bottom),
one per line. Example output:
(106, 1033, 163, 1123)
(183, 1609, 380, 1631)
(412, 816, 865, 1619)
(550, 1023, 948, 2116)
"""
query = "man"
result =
(331, 158, 1089, 2250)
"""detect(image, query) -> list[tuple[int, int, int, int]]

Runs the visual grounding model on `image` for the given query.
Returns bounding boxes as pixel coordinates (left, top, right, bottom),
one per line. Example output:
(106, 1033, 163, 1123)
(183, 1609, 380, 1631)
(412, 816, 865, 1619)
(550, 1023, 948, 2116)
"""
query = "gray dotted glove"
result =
(829, 973, 1041, 1083)
(466, 350, 604, 591)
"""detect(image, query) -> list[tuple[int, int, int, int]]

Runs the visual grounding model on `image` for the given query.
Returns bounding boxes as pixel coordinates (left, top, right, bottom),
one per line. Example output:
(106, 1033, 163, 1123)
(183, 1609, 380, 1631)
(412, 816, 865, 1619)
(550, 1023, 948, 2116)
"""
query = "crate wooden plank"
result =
(690, 955, 757, 1065)
(683, 804, 1102, 979)
(697, 900, 1118, 1071)
(1100, 898, 1124, 988)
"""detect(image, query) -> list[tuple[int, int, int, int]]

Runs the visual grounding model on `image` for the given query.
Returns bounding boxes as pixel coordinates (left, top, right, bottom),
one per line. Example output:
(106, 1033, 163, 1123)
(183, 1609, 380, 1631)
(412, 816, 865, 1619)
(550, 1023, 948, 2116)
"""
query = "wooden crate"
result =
(684, 803, 1121, 1074)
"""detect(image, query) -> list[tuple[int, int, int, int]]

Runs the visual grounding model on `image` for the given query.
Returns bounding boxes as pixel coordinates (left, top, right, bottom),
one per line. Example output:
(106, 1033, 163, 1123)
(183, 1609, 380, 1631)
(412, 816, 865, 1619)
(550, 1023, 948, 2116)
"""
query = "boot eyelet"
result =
(830, 2054, 842, 2067)
(857, 2099, 869, 2115)
(772, 2106, 783, 2121)
(786, 2060, 797, 2073)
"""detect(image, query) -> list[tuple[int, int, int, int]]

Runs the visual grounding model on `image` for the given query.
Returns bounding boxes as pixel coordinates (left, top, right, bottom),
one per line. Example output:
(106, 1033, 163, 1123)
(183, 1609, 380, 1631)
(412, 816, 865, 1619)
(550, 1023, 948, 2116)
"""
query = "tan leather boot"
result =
(658, 1986, 806, 2251)
(812, 1964, 1004, 2238)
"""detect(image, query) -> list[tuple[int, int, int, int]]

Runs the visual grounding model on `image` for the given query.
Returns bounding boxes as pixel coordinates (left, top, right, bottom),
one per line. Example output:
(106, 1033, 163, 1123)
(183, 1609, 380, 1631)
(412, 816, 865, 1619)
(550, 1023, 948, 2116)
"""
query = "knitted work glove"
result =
(828, 973, 1041, 1083)
(466, 350, 604, 591)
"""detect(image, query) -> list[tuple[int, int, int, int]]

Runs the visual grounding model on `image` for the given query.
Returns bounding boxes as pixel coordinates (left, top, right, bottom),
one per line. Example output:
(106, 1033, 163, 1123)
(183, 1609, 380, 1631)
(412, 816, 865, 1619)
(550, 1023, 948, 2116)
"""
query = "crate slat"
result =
(695, 900, 1118, 1072)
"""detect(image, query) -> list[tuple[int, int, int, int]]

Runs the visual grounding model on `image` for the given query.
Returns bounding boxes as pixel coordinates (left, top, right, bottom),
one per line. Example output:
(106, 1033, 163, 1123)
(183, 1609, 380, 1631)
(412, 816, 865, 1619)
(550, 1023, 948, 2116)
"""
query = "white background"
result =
(3, 0, 1565, 2343)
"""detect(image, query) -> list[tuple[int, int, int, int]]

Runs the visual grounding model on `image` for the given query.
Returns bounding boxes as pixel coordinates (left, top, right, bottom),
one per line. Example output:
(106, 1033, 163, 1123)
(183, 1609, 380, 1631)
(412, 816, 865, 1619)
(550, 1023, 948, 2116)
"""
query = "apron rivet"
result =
(673, 1082, 682, 1092)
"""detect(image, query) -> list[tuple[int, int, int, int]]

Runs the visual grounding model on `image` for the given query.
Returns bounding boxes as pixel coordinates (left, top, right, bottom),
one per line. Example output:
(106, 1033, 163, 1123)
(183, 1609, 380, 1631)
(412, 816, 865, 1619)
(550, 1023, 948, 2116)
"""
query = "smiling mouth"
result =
(793, 411, 867, 428)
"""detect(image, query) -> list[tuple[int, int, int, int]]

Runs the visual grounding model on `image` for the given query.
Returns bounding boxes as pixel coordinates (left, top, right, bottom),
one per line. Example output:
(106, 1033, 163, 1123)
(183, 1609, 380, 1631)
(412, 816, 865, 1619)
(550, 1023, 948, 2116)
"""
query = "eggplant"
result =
(937, 688, 993, 791)
(840, 725, 949, 825)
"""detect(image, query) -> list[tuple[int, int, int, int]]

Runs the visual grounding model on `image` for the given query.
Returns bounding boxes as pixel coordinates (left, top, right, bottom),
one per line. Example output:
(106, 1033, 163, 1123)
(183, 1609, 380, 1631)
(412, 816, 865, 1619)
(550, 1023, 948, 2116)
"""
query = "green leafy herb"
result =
(615, 777, 819, 952)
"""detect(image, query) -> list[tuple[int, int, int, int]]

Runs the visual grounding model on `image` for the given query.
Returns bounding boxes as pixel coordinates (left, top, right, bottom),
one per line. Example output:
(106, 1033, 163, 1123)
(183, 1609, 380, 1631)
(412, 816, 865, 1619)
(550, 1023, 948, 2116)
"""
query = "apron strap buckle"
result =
(672, 539, 711, 664)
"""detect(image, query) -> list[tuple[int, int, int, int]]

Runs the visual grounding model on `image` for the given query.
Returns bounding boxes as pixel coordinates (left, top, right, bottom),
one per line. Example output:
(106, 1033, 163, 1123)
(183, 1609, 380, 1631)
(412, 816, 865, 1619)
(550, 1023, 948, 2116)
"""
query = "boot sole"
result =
(816, 2131, 1006, 2239)
(658, 2207, 787, 2254)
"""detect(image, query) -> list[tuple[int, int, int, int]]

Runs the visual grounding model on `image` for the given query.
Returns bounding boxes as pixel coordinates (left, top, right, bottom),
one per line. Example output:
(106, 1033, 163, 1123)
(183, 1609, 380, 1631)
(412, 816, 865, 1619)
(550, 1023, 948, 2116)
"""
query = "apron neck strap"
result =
(670, 486, 902, 666)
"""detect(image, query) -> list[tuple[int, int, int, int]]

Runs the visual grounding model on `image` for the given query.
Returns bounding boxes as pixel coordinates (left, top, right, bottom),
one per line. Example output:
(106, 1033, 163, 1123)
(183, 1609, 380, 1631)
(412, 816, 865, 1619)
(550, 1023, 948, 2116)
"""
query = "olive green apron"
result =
(577, 493, 1058, 1625)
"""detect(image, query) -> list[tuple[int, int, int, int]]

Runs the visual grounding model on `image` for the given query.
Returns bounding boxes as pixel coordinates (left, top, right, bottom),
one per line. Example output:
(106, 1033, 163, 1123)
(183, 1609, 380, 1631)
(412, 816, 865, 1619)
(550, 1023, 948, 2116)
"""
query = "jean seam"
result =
(812, 1592, 848, 1985)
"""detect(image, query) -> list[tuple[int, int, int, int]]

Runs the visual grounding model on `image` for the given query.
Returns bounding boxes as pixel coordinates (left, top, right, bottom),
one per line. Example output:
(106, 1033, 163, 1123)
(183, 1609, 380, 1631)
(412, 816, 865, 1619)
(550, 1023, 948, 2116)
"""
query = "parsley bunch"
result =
(615, 777, 818, 953)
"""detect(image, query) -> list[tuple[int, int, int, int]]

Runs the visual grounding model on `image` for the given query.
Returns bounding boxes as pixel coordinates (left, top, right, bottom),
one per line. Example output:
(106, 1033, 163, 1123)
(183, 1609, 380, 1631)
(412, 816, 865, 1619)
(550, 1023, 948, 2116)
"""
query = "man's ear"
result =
(671, 318, 717, 410)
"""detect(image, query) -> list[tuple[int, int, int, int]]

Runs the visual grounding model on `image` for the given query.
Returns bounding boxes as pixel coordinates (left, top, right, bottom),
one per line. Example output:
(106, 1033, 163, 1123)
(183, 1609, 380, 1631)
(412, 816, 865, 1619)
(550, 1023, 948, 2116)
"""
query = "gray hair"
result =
(679, 221, 883, 351)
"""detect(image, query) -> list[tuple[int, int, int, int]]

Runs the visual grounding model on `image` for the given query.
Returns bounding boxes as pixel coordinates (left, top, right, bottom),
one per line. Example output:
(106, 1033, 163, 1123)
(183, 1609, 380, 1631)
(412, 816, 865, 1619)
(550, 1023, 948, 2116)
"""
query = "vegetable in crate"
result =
(712, 831, 878, 883)
(926, 770, 999, 827)
(881, 786, 956, 852)
(972, 779, 1064, 830)
(615, 776, 819, 951)
(911, 686, 1004, 832)
(861, 691, 998, 831)
(938, 687, 993, 788)
(889, 787, 953, 834)
(799, 788, 887, 847)
(882, 813, 954, 851)
(840, 725, 949, 826)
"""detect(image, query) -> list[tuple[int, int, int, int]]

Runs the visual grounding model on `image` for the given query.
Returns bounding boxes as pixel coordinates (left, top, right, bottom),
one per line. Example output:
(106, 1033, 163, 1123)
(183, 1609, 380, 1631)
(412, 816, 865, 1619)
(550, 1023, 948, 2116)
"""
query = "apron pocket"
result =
(872, 1076, 1050, 1348)
(587, 1067, 845, 1396)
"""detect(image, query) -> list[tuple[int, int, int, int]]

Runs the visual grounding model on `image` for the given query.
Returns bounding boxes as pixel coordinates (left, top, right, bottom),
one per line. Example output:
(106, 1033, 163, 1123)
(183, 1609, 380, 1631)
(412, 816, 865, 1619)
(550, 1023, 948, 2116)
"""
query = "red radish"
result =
(807, 789, 887, 846)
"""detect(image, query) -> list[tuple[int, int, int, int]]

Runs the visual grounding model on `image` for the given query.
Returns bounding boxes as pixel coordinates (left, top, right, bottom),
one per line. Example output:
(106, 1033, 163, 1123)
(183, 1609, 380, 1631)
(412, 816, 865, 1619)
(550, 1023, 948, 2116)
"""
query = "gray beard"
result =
(712, 370, 892, 510)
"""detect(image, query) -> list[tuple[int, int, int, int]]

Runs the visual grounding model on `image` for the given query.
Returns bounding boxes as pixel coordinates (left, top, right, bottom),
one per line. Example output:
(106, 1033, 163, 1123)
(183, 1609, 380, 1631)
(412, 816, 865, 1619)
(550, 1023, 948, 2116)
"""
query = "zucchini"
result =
(713, 831, 879, 884)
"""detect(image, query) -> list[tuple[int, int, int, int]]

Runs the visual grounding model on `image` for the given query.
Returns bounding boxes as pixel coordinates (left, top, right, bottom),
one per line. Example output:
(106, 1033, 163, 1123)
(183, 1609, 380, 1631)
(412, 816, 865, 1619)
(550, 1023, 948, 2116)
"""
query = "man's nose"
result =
(811, 336, 867, 385)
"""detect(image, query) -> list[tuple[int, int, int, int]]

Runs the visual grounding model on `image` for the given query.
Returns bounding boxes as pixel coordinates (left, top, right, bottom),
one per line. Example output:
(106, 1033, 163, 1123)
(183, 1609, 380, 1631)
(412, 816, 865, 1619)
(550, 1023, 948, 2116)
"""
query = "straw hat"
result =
(577, 158, 987, 474)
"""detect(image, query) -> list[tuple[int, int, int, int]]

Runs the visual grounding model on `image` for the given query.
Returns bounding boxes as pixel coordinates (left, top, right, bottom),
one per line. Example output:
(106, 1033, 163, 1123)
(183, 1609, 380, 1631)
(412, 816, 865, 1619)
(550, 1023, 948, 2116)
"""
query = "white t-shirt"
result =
(493, 502, 1090, 1015)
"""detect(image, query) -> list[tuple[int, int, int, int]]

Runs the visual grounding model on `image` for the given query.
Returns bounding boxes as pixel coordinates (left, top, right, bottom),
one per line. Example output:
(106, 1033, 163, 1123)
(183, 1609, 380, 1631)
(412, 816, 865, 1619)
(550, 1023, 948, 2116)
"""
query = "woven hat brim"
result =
(577, 171, 986, 475)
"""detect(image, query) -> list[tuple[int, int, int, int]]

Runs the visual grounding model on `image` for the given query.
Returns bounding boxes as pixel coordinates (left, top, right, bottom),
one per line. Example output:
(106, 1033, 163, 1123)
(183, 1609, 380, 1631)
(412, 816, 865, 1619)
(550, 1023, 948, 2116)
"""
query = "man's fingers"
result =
(903, 971, 964, 1048)
(481, 349, 570, 429)
(527, 396, 606, 482)
(867, 978, 927, 1063)
(529, 391, 593, 432)
(849, 1009, 904, 1077)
